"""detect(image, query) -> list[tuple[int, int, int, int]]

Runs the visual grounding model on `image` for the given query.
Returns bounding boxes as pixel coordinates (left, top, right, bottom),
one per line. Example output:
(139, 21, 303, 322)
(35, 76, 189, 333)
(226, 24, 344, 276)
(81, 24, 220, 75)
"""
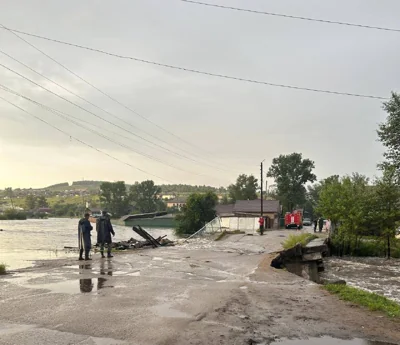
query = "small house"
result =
(166, 197, 187, 210)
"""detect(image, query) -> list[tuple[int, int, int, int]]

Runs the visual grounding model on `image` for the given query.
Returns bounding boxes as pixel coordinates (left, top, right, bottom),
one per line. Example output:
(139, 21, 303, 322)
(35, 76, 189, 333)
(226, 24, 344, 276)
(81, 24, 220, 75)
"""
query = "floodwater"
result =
(322, 257, 400, 303)
(0, 218, 175, 270)
(270, 337, 394, 345)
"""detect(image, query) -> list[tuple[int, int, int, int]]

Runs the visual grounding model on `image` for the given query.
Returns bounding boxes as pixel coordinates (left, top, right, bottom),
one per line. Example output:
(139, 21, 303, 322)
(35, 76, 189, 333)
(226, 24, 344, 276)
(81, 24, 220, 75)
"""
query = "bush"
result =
(0, 209, 27, 220)
(282, 233, 318, 250)
(0, 264, 6, 275)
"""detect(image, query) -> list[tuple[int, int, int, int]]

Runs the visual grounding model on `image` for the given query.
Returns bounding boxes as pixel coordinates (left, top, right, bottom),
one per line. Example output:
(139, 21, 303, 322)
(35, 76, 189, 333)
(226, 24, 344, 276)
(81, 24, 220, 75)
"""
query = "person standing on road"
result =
(78, 213, 93, 261)
(318, 217, 324, 233)
(96, 210, 115, 258)
(313, 218, 318, 233)
(259, 217, 265, 235)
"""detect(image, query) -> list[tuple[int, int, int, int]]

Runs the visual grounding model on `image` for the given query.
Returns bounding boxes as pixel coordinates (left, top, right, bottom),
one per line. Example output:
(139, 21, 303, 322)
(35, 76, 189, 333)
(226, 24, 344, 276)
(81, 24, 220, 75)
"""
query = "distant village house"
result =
(166, 197, 187, 210)
(216, 199, 280, 230)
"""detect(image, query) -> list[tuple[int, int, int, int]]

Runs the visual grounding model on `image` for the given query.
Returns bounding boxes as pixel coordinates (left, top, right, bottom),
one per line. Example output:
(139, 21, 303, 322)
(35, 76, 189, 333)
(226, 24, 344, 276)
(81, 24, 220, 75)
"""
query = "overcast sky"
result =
(0, 0, 399, 189)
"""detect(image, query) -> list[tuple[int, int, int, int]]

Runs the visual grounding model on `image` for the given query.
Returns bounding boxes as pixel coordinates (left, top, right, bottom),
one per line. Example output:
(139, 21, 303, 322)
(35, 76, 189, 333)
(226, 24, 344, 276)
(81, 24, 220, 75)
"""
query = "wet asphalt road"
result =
(0, 229, 399, 345)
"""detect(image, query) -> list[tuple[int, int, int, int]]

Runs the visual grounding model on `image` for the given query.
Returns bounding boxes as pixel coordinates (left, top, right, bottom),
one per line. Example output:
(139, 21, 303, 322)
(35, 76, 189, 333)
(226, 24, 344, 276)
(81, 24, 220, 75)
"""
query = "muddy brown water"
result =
(322, 257, 400, 302)
(270, 337, 394, 345)
(0, 218, 176, 269)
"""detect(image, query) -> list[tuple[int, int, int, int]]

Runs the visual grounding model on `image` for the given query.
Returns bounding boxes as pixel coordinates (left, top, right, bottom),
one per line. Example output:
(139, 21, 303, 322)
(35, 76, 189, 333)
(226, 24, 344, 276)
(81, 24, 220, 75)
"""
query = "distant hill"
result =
(1, 181, 227, 196)
(160, 184, 226, 194)
(45, 181, 104, 192)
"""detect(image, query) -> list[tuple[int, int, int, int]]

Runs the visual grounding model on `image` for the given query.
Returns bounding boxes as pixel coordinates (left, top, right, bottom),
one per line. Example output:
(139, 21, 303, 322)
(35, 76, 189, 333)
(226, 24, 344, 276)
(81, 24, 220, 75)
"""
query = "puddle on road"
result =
(10, 278, 114, 294)
(270, 336, 394, 345)
(151, 303, 191, 319)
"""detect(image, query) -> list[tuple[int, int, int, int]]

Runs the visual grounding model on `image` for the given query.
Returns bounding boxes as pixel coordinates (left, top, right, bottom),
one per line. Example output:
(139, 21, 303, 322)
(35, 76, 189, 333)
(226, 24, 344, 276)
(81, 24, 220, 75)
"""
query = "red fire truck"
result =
(284, 210, 303, 229)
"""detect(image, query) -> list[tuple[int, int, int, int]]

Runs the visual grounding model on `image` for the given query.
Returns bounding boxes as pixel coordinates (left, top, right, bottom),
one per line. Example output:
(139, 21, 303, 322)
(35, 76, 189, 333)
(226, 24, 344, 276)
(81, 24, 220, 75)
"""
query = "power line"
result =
(0, 23, 213, 157)
(0, 48, 217, 166)
(180, 0, 400, 33)
(0, 25, 388, 100)
(0, 61, 228, 172)
(0, 94, 173, 182)
(0, 83, 204, 177)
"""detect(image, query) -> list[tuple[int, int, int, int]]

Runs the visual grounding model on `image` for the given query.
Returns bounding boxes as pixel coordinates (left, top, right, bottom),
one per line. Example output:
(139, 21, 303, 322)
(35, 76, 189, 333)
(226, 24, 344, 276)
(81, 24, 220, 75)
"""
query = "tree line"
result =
(312, 93, 400, 258)
(99, 180, 166, 217)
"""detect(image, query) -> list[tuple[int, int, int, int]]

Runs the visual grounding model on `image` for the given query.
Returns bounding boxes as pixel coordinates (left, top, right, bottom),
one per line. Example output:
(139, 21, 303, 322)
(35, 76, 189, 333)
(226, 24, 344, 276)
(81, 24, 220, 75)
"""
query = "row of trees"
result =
(99, 180, 165, 217)
(223, 153, 316, 210)
(312, 93, 400, 258)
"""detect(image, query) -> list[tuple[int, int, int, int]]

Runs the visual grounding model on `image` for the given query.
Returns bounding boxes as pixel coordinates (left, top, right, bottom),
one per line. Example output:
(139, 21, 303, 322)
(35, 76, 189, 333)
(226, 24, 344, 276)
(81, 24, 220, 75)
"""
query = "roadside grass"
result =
(282, 233, 318, 250)
(323, 284, 400, 318)
(0, 263, 6, 275)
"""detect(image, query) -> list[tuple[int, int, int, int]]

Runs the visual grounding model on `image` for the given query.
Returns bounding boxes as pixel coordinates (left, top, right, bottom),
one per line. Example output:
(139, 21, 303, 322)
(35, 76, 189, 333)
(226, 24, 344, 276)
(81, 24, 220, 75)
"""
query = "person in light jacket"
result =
(325, 218, 332, 234)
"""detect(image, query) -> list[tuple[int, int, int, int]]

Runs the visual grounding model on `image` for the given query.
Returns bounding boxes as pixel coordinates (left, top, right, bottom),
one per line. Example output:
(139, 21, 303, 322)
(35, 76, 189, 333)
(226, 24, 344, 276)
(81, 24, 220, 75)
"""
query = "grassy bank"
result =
(282, 233, 318, 250)
(0, 264, 6, 275)
(323, 284, 400, 318)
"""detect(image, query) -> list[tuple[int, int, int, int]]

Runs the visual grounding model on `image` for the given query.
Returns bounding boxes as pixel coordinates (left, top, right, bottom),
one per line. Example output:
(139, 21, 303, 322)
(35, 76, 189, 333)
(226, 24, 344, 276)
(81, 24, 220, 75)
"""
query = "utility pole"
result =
(260, 161, 264, 217)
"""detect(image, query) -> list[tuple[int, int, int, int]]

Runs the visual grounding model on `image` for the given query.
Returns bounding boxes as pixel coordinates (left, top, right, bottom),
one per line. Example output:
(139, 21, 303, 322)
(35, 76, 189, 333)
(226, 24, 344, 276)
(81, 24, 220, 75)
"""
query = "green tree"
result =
(367, 167, 400, 258)
(316, 175, 343, 228)
(377, 92, 400, 175)
(100, 181, 129, 217)
(306, 181, 325, 217)
(129, 180, 163, 213)
(25, 194, 37, 210)
(228, 174, 258, 202)
(175, 192, 218, 236)
(317, 174, 371, 255)
(267, 153, 316, 211)
(5, 187, 14, 209)
(36, 195, 49, 208)
(220, 195, 230, 205)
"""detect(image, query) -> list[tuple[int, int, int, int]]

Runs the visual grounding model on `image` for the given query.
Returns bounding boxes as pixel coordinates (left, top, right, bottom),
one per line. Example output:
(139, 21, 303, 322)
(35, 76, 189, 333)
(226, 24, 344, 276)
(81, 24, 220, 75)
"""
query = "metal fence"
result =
(188, 217, 223, 239)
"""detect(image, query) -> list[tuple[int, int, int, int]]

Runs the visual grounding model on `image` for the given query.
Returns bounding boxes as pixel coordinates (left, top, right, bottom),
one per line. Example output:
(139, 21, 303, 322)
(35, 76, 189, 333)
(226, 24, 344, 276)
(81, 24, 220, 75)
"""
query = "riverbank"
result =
(1, 230, 400, 344)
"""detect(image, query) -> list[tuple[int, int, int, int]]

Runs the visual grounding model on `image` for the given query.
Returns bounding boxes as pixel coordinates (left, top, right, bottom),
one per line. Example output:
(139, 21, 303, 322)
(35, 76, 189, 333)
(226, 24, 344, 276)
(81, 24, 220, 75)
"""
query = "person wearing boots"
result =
(96, 210, 115, 258)
(78, 213, 93, 261)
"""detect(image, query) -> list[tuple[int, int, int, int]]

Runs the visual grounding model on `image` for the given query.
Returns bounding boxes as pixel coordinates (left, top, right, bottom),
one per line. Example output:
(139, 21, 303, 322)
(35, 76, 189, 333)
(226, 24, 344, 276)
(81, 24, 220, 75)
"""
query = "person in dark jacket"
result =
(313, 219, 318, 233)
(96, 210, 115, 258)
(78, 213, 93, 261)
(318, 217, 324, 233)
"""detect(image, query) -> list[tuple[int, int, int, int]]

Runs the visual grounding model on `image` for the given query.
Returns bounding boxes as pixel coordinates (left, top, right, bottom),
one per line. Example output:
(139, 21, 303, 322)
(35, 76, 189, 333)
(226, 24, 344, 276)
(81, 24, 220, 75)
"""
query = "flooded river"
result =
(322, 257, 400, 303)
(0, 218, 175, 270)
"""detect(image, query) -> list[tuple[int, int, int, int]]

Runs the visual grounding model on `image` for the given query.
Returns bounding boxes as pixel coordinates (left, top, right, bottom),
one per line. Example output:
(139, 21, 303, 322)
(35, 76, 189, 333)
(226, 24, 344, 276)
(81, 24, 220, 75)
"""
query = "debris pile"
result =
(65, 225, 174, 252)
(110, 236, 175, 250)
